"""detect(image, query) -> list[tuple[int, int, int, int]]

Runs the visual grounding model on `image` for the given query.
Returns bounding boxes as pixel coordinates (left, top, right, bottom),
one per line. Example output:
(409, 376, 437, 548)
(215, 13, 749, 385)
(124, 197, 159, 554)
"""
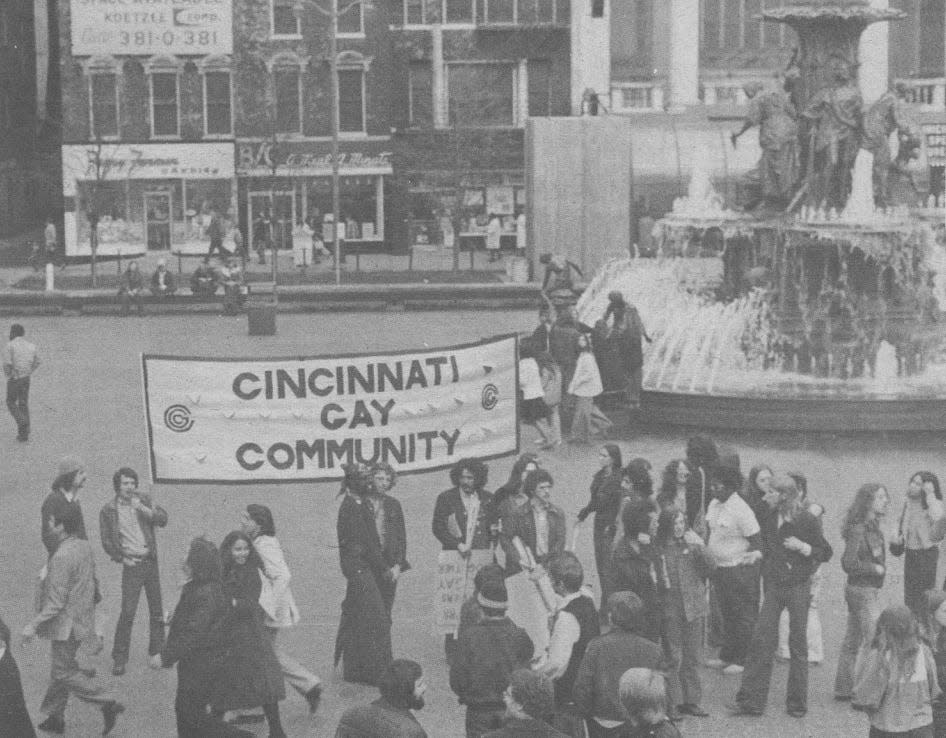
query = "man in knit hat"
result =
(450, 577, 534, 738)
(41, 457, 88, 555)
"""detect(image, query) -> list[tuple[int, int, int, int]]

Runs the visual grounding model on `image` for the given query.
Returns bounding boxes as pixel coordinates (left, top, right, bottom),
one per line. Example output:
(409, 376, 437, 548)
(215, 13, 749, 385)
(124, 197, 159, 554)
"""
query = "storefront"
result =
(61, 143, 236, 256)
(235, 139, 393, 252)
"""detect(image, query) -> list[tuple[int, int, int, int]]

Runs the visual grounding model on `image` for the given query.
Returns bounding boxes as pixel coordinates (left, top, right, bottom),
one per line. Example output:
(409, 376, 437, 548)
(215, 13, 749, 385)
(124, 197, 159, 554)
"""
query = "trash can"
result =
(246, 282, 277, 335)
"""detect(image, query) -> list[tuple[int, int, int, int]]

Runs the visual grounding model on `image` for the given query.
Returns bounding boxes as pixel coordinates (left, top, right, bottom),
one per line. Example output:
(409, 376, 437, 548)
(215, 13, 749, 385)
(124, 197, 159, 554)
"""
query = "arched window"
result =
(199, 55, 233, 136)
(337, 51, 371, 134)
(266, 52, 310, 134)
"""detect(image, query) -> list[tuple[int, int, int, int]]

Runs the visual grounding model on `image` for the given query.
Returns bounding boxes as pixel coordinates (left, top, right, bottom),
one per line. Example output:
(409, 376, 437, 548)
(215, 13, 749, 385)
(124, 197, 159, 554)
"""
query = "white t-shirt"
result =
(706, 493, 760, 567)
(518, 358, 545, 400)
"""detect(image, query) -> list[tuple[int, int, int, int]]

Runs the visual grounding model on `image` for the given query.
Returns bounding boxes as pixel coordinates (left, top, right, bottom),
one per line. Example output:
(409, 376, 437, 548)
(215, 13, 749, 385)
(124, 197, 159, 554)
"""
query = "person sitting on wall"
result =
(190, 259, 218, 296)
(118, 261, 145, 316)
(218, 258, 247, 315)
(150, 260, 177, 298)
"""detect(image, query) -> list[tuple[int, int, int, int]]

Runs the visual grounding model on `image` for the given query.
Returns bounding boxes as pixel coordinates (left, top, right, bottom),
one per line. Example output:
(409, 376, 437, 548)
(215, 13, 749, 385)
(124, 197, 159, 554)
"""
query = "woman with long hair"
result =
(568, 332, 612, 444)
(368, 462, 411, 618)
(853, 605, 939, 736)
(493, 453, 540, 526)
(654, 508, 714, 720)
(742, 464, 775, 524)
(683, 435, 719, 535)
(609, 500, 661, 643)
(335, 464, 393, 686)
(657, 460, 690, 517)
(211, 531, 286, 737)
(889, 471, 946, 617)
(921, 590, 946, 736)
(835, 483, 890, 701)
(577, 444, 624, 616)
(536, 352, 563, 447)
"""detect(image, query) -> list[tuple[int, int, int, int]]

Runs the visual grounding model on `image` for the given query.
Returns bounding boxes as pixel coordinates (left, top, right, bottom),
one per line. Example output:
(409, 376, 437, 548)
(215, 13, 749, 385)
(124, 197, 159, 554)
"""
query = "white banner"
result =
(142, 336, 519, 483)
(71, 0, 232, 56)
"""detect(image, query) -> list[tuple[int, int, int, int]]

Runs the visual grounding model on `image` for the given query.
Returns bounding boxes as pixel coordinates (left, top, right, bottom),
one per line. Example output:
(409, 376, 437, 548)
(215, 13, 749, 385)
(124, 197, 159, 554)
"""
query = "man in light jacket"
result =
(22, 504, 125, 735)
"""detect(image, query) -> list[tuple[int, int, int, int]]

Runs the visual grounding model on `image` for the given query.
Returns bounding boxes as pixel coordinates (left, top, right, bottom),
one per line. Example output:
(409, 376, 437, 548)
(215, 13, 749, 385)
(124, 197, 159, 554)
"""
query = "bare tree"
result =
(82, 136, 116, 288)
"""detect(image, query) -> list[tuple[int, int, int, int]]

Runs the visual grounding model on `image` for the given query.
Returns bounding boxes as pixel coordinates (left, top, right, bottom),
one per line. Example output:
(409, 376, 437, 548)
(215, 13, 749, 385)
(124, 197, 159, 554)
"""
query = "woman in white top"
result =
(242, 504, 323, 714)
(567, 333, 612, 444)
(518, 338, 552, 448)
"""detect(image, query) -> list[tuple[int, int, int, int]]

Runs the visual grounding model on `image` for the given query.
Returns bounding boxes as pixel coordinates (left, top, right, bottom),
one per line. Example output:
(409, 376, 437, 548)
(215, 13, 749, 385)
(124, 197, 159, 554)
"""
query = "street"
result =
(2, 310, 938, 737)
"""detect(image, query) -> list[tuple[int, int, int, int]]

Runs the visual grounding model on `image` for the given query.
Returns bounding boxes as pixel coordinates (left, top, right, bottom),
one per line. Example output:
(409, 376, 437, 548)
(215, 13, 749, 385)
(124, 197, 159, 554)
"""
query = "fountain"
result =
(577, 1, 946, 431)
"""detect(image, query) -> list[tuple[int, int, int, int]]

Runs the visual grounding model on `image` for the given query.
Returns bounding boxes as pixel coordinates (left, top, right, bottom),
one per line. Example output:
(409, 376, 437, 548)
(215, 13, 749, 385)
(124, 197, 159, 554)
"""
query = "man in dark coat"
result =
(732, 473, 833, 718)
(0, 614, 35, 737)
(336, 659, 428, 738)
(502, 470, 567, 575)
(483, 669, 568, 738)
(450, 578, 534, 738)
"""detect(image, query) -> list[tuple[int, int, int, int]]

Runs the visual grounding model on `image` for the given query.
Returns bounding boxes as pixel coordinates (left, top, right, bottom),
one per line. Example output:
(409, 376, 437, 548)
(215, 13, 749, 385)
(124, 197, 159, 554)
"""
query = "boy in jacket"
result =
(99, 467, 168, 676)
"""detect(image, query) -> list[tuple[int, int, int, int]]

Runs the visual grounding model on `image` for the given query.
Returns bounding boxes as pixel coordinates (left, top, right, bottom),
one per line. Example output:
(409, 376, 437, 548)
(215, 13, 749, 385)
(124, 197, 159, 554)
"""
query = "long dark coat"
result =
(0, 616, 35, 738)
(210, 563, 286, 710)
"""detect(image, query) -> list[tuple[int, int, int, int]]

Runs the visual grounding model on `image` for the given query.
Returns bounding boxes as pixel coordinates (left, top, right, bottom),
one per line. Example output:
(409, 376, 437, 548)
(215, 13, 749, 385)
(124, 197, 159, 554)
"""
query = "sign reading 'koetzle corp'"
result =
(71, 0, 233, 56)
(142, 336, 519, 484)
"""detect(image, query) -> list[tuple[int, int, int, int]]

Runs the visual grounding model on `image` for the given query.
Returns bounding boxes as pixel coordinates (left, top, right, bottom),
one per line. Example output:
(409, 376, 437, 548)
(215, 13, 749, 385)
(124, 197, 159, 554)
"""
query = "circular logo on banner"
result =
(163, 404, 194, 433)
(481, 384, 499, 410)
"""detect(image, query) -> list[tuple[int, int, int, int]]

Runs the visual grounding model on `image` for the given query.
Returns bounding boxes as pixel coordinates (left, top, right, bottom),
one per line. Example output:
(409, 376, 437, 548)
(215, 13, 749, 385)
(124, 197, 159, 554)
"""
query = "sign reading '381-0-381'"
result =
(71, 0, 233, 56)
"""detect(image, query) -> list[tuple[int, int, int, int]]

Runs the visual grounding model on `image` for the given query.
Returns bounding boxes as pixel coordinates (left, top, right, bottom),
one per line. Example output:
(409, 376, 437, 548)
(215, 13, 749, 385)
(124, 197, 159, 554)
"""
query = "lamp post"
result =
(329, 1, 341, 285)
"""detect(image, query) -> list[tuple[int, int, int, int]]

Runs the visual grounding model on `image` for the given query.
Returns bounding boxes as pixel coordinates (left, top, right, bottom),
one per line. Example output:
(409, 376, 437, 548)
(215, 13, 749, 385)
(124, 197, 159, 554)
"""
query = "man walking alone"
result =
(3, 323, 39, 442)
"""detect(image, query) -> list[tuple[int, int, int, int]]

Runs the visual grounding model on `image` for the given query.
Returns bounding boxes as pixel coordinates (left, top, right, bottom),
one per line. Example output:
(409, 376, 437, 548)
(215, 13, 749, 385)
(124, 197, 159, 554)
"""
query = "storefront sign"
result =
(62, 143, 235, 196)
(925, 123, 946, 166)
(142, 335, 519, 483)
(71, 0, 232, 56)
(236, 140, 393, 177)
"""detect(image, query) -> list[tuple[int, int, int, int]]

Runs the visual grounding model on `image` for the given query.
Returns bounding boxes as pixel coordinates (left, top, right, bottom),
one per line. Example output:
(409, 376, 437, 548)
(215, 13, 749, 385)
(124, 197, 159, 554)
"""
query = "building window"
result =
(446, 0, 474, 23)
(722, 0, 742, 48)
(483, 0, 514, 23)
(336, 0, 363, 34)
(621, 86, 652, 109)
(591, 0, 604, 17)
(448, 63, 515, 127)
(743, 0, 761, 48)
(150, 72, 179, 137)
(272, 0, 301, 36)
(338, 69, 365, 133)
(527, 59, 551, 116)
(204, 71, 232, 135)
(274, 69, 302, 133)
(404, 0, 425, 24)
(409, 62, 433, 127)
(90, 73, 119, 138)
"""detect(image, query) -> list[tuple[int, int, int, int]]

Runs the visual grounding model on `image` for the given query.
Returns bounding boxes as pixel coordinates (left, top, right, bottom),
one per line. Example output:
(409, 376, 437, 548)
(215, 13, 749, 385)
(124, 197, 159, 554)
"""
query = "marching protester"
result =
(609, 501, 661, 644)
(432, 458, 496, 661)
(656, 460, 690, 519)
(450, 576, 534, 738)
(335, 464, 393, 686)
(654, 508, 714, 720)
(704, 464, 762, 675)
(683, 435, 719, 533)
(731, 473, 832, 719)
(502, 469, 567, 576)
(155, 537, 250, 738)
(242, 504, 323, 713)
(741, 464, 775, 526)
(568, 333, 612, 444)
(336, 659, 429, 738)
(23, 504, 125, 736)
(921, 589, 946, 735)
(41, 457, 89, 555)
(613, 460, 656, 546)
(1, 613, 35, 737)
(211, 531, 287, 738)
(369, 462, 411, 618)
(519, 338, 554, 449)
(573, 592, 666, 737)
(889, 471, 945, 617)
(532, 306, 555, 354)
(536, 552, 600, 738)
(852, 605, 939, 737)
(537, 351, 564, 448)
(577, 445, 624, 616)
(99, 467, 167, 677)
(618, 669, 682, 738)
(493, 453, 541, 527)
(4, 322, 39, 442)
(459, 564, 507, 637)
(483, 669, 568, 738)
(835, 483, 890, 702)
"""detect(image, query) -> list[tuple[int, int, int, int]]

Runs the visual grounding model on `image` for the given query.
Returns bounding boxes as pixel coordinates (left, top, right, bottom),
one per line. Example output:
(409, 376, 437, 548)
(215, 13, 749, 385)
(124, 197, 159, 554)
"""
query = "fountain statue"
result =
(575, 1, 946, 431)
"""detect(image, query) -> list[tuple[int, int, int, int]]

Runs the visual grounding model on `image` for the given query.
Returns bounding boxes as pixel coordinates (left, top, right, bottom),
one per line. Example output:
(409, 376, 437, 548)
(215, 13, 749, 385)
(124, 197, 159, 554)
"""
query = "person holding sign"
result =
(432, 458, 497, 662)
(335, 464, 393, 687)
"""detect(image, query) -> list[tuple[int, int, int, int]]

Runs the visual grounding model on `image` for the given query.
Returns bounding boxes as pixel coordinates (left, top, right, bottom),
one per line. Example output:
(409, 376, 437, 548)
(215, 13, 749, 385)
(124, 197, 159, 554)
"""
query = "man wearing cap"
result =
(41, 458, 89, 556)
(3, 323, 39, 442)
(482, 669, 568, 738)
(573, 592, 666, 737)
(450, 577, 534, 738)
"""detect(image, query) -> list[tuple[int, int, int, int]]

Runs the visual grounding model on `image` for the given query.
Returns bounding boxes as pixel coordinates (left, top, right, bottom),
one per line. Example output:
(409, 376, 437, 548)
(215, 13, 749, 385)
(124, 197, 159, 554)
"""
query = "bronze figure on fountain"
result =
(862, 82, 922, 207)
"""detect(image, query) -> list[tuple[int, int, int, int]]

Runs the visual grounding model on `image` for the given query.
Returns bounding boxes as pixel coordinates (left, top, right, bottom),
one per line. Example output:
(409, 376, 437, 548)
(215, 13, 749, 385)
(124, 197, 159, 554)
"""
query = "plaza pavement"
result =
(0, 310, 936, 737)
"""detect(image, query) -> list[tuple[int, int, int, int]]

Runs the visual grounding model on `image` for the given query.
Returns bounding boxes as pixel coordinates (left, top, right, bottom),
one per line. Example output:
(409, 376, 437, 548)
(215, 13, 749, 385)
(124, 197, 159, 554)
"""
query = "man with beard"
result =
(335, 659, 429, 738)
(730, 473, 832, 719)
(483, 669, 568, 738)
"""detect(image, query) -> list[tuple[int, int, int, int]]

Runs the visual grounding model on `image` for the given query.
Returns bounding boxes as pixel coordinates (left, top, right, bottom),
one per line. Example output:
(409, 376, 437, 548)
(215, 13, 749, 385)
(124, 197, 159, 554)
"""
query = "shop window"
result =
(336, 0, 363, 34)
(448, 63, 515, 127)
(90, 73, 119, 139)
(621, 86, 652, 109)
(518, 0, 556, 23)
(273, 0, 301, 36)
(338, 69, 365, 133)
(409, 62, 433, 127)
(527, 59, 551, 116)
(274, 69, 302, 133)
(204, 71, 232, 135)
(150, 72, 179, 137)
